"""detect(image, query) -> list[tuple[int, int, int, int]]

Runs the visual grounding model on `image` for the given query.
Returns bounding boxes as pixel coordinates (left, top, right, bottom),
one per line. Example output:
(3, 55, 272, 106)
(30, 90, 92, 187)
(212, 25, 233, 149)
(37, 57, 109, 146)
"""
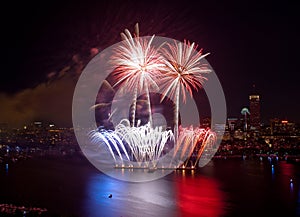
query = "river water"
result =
(1, 156, 300, 217)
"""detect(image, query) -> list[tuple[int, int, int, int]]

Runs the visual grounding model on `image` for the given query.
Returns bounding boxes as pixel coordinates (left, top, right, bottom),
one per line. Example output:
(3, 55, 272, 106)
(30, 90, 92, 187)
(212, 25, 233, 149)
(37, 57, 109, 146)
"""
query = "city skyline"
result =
(0, 0, 299, 127)
(0, 89, 298, 128)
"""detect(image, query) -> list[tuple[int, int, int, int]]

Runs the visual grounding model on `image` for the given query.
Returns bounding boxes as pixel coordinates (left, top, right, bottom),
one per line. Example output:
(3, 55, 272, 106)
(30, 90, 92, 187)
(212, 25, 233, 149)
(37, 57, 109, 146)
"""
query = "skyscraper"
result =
(249, 94, 261, 130)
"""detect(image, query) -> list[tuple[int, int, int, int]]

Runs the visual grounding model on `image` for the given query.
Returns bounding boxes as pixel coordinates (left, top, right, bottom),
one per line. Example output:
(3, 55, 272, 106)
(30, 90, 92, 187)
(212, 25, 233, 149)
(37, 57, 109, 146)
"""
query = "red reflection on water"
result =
(176, 171, 226, 217)
(277, 162, 298, 204)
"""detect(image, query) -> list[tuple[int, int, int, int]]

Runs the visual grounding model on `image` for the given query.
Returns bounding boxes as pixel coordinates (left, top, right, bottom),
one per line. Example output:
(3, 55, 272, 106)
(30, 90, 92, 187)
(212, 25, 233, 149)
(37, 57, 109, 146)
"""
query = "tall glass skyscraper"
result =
(249, 94, 260, 130)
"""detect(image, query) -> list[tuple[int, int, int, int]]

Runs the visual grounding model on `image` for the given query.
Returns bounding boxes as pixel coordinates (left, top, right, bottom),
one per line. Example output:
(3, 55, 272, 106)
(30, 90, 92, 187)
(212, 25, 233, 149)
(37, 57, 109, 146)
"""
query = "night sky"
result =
(0, 0, 299, 127)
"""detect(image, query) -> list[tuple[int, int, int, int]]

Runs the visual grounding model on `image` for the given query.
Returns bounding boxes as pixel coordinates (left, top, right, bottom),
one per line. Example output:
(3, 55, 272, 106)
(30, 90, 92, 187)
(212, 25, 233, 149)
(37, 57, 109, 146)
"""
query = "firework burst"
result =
(160, 40, 210, 102)
(89, 128, 130, 163)
(88, 26, 218, 170)
(115, 119, 174, 167)
(89, 119, 174, 168)
(171, 126, 216, 168)
(159, 40, 211, 141)
(111, 24, 165, 126)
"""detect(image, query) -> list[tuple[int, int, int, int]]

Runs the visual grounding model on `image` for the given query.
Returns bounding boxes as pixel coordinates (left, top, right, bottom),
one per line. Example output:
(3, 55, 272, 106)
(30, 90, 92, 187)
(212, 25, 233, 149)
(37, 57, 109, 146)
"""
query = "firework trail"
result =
(160, 40, 211, 142)
(170, 126, 216, 168)
(111, 23, 165, 126)
(115, 119, 174, 167)
(89, 128, 130, 163)
(89, 119, 174, 167)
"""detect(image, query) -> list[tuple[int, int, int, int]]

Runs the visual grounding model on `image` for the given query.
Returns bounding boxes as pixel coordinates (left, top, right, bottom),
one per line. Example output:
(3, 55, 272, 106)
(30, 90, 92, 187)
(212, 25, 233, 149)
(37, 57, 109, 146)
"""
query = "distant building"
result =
(270, 119, 296, 136)
(249, 94, 261, 131)
(241, 108, 250, 131)
(227, 117, 238, 131)
(212, 123, 226, 140)
(233, 129, 244, 140)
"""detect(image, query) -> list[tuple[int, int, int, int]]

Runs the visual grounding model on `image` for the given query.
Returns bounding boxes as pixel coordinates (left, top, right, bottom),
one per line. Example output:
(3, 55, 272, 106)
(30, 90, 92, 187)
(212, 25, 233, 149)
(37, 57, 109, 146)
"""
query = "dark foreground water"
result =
(1, 156, 300, 217)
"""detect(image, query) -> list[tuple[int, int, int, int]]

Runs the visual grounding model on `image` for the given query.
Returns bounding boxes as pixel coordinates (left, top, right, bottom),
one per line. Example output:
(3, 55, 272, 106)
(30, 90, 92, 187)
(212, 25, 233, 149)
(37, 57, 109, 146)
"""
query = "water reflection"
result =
(277, 162, 300, 216)
(82, 170, 227, 217)
(2, 158, 299, 216)
(271, 164, 275, 180)
(175, 171, 226, 217)
(82, 173, 178, 217)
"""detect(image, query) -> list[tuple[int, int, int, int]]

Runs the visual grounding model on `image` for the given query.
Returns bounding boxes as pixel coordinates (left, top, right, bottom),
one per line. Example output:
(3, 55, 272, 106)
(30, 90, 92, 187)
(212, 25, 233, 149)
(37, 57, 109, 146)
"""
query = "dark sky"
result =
(0, 0, 299, 126)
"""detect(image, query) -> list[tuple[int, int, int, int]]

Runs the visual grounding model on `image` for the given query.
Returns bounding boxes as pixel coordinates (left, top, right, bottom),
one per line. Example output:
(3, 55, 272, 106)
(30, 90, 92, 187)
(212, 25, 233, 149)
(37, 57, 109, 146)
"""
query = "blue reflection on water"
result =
(82, 174, 126, 216)
(271, 165, 275, 180)
(290, 182, 294, 192)
(82, 173, 178, 217)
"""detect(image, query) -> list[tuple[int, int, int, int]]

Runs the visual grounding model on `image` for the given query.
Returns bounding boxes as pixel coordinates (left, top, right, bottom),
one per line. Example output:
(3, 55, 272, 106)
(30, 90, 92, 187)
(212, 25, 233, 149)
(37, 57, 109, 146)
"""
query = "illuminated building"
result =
(227, 118, 238, 131)
(270, 119, 296, 136)
(241, 108, 250, 131)
(249, 94, 260, 131)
